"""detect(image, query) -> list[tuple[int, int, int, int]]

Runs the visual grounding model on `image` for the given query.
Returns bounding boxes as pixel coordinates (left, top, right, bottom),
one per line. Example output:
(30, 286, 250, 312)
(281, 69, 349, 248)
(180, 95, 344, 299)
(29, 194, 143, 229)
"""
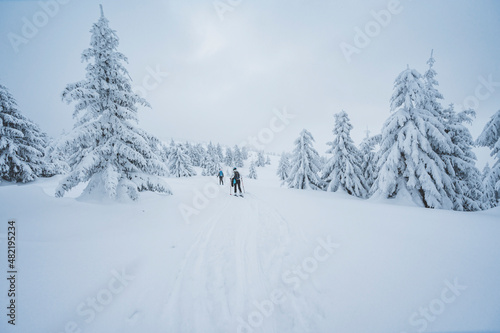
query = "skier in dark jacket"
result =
(218, 169, 224, 185)
(231, 167, 243, 196)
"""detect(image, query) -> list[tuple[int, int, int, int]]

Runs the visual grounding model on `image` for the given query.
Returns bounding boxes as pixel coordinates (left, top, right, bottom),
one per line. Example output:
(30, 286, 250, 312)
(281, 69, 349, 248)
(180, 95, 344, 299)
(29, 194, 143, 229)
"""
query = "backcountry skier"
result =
(218, 169, 224, 185)
(231, 167, 243, 196)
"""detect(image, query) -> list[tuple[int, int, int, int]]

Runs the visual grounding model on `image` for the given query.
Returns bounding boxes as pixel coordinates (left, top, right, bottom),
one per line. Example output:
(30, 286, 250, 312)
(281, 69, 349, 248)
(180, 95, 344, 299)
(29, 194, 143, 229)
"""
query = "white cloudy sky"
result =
(1, 0, 499, 166)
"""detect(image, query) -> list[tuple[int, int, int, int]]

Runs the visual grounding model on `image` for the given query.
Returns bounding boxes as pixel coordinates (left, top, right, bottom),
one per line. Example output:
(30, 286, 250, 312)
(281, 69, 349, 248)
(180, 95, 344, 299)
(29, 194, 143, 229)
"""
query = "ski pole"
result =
(242, 177, 245, 193)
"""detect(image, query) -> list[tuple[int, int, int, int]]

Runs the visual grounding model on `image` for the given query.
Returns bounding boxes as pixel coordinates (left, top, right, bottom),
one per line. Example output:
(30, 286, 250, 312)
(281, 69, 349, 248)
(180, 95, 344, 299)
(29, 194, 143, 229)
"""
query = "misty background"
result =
(1, 0, 499, 167)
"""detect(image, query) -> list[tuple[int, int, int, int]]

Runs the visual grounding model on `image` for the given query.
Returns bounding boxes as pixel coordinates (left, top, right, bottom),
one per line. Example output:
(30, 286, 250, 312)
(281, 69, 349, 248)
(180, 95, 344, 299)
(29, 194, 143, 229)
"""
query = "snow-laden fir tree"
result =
(44, 135, 70, 176)
(422, 50, 444, 118)
(191, 143, 205, 167)
(440, 104, 483, 211)
(477, 109, 500, 205)
(169, 143, 196, 177)
(56, 6, 171, 200)
(216, 143, 224, 163)
(286, 129, 323, 190)
(265, 155, 271, 165)
(202, 142, 221, 176)
(481, 163, 498, 208)
(241, 146, 249, 160)
(372, 66, 454, 208)
(201, 155, 221, 176)
(322, 111, 368, 197)
(421, 53, 483, 210)
(256, 150, 266, 167)
(276, 153, 290, 183)
(0, 83, 49, 183)
(162, 138, 175, 161)
(248, 160, 257, 179)
(233, 145, 244, 167)
(225, 147, 233, 166)
(359, 131, 378, 191)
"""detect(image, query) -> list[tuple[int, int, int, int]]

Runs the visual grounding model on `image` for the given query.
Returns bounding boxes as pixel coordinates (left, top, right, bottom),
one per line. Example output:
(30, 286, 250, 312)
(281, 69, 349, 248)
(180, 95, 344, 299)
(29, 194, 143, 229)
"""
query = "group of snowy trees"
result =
(0, 84, 58, 183)
(282, 53, 500, 211)
(2, 7, 499, 209)
(0, 7, 259, 200)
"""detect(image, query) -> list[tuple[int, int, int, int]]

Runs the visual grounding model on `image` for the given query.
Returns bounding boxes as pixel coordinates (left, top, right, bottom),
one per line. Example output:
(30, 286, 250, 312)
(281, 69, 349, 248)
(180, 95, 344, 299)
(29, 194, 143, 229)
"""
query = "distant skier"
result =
(231, 167, 243, 196)
(218, 169, 224, 185)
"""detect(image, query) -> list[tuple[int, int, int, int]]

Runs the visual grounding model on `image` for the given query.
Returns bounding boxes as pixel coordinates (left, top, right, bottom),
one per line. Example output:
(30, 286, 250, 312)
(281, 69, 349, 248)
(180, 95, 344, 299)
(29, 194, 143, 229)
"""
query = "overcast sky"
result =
(1, 0, 499, 166)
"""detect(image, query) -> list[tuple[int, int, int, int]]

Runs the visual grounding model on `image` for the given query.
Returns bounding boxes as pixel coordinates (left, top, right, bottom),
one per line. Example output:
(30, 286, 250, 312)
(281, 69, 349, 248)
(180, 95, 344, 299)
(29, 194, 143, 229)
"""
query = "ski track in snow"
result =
(159, 192, 321, 332)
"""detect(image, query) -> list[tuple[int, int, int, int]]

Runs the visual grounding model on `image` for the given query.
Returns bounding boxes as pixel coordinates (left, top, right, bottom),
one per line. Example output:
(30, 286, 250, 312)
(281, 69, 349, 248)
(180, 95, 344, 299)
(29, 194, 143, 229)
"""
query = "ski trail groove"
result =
(160, 192, 323, 332)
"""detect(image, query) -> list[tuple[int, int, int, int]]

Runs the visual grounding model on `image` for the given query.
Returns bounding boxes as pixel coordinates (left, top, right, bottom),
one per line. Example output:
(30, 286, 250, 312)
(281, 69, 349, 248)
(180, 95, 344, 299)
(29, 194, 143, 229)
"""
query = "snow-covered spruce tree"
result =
(481, 163, 498, 208)
(44, 135, 70, 176)
(225, 147, 233, 166)
(265, 155, 271, 165)
(421, 53, 483, 210)
(0, 83, 50, 183)
(201, 142, 221, 176)
(440, 104, 483, 211)
(372, 67, 454, 208)
(286, 129, 323, 190)
(233, 145, 244, 167)
(256, 150, 266, 167)
(477, 109, 500, 205)
(56, 7, 171, 200)
(322, 111, 368, 197)
(201, 154, 221, 176)
(422, 50, 444, 118)
(190, 143, 205, 167)
(241, 146, 249, 160)
(248, 160, 257, 179)
(359, 132, 378, 191)
(216, 143, 224, 163)
(276, 153, 290, 182)
(169, 143, 196, 177)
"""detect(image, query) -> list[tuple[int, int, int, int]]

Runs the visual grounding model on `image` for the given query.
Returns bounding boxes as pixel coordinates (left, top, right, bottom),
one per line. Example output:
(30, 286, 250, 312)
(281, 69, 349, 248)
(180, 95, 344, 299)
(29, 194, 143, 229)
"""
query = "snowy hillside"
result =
(1, 157, 499, 333)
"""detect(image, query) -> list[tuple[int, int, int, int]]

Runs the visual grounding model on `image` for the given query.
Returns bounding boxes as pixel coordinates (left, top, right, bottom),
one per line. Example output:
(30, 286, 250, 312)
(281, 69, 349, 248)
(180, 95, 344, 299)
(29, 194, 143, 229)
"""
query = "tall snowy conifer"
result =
(481, 163, 498, 208)
(202, 142, 221, 176)
(233, 145, 244, 167)
(56, 6, 171, 200)
(276, 153, 290, 182)
(322, 111, 368, 197)
(359, 131, 378, 191)
(422, 50, 444, 118)
(373, 67, 454, 208)
(441, 105, 483, 211)
(256, 150, 266, 167)
(477, 109, 500, 204)
(241, 146, 249, 160)
(225, 147, 233, 166)
(216, 143, 224, 163)
(169, 143, 196, 177)
(0, 84, 49, 182)
(248, 160, 257, 179)
(286, 129, 323, 190)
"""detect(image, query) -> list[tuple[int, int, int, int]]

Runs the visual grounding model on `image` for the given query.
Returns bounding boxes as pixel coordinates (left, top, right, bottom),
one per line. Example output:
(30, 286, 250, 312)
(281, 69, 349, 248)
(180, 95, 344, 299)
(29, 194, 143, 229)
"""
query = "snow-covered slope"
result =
(0, 158, 499, 333)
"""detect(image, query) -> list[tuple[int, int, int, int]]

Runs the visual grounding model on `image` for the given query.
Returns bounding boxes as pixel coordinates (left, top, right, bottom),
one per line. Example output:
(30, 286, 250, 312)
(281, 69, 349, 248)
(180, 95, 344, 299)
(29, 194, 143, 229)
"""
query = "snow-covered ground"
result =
(1, 157, 499, 333)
